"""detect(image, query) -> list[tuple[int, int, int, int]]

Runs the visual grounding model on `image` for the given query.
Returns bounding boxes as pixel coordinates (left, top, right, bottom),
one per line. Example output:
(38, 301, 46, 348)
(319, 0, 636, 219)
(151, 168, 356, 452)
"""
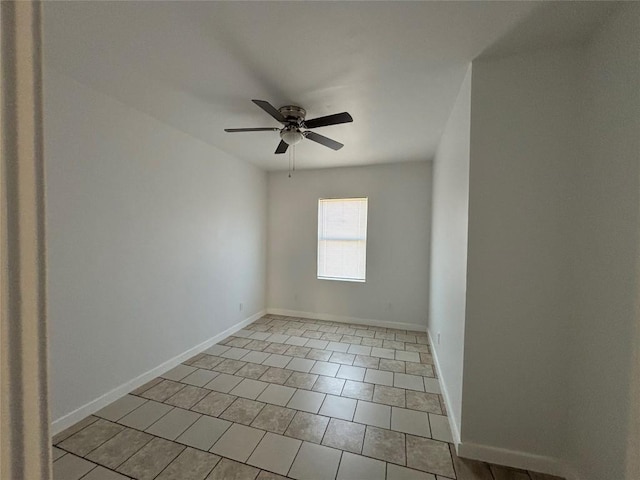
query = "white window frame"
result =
(317, 197, 368, 283)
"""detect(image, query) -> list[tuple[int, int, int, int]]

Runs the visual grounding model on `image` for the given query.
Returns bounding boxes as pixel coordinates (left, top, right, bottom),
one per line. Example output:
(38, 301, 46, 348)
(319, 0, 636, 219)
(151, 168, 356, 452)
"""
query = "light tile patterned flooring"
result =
(52, 315, 564, 480)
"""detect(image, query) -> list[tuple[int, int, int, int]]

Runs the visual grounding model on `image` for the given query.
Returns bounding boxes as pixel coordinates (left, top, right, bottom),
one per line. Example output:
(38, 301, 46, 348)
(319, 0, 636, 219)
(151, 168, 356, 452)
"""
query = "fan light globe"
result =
(280, 129, 303, 146)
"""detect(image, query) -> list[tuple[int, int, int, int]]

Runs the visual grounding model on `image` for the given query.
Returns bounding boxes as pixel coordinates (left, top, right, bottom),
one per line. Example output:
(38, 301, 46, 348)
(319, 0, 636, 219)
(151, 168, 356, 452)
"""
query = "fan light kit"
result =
(280, 127, 304, 146)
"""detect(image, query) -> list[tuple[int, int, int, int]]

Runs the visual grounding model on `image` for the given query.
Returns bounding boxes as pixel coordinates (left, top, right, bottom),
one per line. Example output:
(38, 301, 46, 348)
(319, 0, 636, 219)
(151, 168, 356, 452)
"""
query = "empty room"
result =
(2, 1, 639, 480)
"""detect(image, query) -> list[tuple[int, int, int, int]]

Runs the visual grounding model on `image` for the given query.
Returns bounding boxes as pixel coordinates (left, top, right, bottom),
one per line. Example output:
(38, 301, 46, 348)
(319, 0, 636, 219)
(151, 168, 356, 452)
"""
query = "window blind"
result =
(317, 197, 368, 282)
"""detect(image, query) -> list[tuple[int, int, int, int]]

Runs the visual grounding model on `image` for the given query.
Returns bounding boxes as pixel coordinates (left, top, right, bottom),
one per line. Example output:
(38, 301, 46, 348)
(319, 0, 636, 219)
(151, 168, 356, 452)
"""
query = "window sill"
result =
(317, 276, 366, 283)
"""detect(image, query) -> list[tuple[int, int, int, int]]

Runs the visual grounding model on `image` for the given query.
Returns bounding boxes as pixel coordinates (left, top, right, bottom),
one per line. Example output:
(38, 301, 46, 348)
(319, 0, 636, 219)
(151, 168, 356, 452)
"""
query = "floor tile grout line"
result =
(319, 417, 334, 453)
(133, 374, 443, 426)
(268, 404, 298, 437)
(197, 347, 430, 382)
(55, 446, 134, 480)
(129, 374, 443, 435)
(56, 420, 304, 480)
(143, 382, 189, 406)
(91, 428, 156, 473)
(449, 443, 461, 480)
(332, 448, 345, 480)
(403, 420, 410, 478)
(217, 395, 267, 425)
(229, 329, 427, 352)
(133, 400, 177, 434)
(73, 463, 98, 480)
(59, 418, 126, 464)
(238, 427, 267, 472)
(284, 439, 306, 479)
(151, 447, 219, 480)
(52, 416, 101, 445)
(145, 443, 186, 480)
(316, 391, 329, 418)
(99, 397, 149, 426)
(251, 431, 302, 478)
(153, 409, 202, 445)
(86, 406, 196, 476)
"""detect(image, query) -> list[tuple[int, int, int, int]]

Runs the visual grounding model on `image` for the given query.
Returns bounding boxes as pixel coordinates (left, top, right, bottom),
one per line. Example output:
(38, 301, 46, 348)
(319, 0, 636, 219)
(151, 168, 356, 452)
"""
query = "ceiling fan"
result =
(225, 100, 353, 154)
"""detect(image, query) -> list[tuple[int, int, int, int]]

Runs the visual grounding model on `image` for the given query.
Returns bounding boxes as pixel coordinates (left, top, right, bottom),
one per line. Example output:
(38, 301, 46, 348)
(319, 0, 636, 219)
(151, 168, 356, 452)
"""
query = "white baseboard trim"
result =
(427, 329, 461, 447)
(266, 308, 426, 332)
(426, 334, 577, 479)
(51, 310, 265, 435)
(457, 441, 568, 478)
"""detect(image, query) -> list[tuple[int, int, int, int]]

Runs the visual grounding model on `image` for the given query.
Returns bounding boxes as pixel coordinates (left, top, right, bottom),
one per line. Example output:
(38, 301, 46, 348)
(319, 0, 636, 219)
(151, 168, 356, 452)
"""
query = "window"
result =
(317, 197, 368, 282)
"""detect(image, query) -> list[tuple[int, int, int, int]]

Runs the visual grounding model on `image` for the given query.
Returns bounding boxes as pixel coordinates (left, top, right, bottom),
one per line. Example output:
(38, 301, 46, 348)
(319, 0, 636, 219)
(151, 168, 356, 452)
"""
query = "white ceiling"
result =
(43, 1, 616, 171)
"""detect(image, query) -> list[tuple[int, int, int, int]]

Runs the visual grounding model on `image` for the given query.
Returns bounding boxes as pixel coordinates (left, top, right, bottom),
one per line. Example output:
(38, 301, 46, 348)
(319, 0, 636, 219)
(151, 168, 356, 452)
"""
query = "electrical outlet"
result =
(239, 303, 243, 312)
(437, 333, 441, 344)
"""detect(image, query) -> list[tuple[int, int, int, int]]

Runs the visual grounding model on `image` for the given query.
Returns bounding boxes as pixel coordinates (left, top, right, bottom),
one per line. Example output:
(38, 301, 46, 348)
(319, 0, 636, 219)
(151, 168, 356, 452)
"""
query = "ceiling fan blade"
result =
(303, 112, 353, 129)
(275, 140, 289, 154)
(224, 127, 280, 132)
(304, 131, 344, 150)
(252, 100, 286, 123)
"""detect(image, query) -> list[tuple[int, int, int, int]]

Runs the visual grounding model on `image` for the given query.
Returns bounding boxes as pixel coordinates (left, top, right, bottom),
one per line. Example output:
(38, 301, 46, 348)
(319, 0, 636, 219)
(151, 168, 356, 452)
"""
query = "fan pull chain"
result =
(288, 145, 296, 178)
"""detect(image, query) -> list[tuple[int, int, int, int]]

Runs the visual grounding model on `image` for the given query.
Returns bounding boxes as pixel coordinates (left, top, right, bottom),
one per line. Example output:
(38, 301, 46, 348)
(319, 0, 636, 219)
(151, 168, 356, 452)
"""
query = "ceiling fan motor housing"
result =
(278, 105, 306, 124)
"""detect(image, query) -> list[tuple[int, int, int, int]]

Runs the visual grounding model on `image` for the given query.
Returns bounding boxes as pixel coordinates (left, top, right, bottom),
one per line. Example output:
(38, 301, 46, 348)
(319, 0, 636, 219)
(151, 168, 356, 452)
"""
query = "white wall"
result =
(462, 47, 582, 465)
(267, 162, 431, 330)
(432, 9, 640, 476)
(428, 66, 471, 441)
(568, 4, 640, 480)
(44, 69, 267, 425)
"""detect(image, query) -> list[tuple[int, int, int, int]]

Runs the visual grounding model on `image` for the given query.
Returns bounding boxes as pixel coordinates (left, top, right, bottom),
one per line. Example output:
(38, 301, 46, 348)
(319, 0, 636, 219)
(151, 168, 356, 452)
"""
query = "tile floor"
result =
(52, 315, 565, 480)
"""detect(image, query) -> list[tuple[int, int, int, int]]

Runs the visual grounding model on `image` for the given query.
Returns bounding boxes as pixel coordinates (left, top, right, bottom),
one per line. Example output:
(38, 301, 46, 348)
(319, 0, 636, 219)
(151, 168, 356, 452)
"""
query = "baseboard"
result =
(457, 441, 569, 478)
(266, 308, 426, 332)
(427, 329, 461, 447)
(426, 334, 576, 479)
(51, 310, 265, 435)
